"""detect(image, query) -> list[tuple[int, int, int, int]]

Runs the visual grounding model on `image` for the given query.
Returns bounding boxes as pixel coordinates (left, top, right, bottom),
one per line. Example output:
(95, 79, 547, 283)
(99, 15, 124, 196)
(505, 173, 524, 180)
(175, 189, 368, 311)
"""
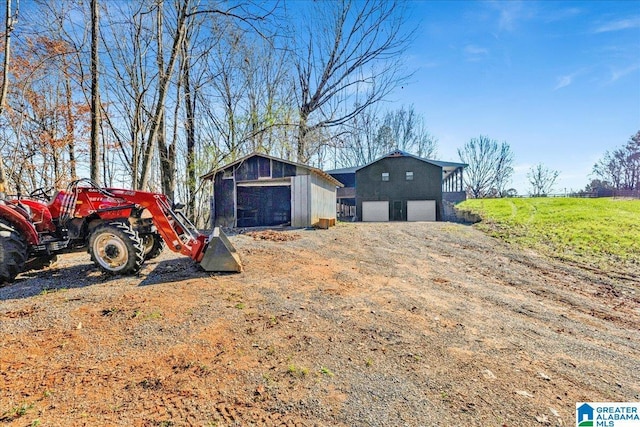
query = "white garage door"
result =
(407, 200, 436, 221)
(362, 201, 389, 222)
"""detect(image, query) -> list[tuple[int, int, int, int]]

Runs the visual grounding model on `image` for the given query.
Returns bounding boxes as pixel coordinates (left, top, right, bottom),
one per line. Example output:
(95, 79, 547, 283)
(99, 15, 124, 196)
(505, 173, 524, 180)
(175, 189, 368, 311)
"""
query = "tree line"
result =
(0, 0, 632, 224)
(588, 131, 640, 195)
(0, 0, 418, 224)
(462, 130, 640, 199)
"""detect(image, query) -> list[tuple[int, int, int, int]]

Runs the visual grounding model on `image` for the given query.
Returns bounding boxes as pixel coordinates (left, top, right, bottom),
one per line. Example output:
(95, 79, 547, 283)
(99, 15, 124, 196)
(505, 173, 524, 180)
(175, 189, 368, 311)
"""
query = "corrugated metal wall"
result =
(291, 175, 309, 227)
(310, 173, 337, 224)
(291, 174, 337, 227)
(209, 154, 339, 229)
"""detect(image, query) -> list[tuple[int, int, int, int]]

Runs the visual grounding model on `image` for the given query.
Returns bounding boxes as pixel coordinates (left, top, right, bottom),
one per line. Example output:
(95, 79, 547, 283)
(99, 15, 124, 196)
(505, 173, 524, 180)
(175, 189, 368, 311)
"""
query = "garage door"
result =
(362, 201, 389, 222)
(407, 200, 436, 221)
(237, 185, 291, 227)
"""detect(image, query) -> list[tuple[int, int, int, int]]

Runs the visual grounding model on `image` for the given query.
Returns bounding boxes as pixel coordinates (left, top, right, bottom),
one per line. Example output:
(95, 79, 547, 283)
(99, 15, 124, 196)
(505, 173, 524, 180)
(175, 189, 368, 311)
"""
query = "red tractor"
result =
(0, 179, 241, 285)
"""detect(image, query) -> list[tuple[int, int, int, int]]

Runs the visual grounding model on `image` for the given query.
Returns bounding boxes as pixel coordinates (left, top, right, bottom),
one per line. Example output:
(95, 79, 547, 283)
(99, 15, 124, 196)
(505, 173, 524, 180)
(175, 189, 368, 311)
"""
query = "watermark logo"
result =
(577, 403, 594, 426)
(576, 402, 640, 427)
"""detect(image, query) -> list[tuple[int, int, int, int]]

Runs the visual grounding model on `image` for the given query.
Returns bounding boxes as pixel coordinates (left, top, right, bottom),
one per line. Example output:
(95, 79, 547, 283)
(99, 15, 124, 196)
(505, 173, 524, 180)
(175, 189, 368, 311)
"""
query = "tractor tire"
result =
(141, 232, 165, 260)
(0, 219, 29, 286)
(89, 221, 144, 275)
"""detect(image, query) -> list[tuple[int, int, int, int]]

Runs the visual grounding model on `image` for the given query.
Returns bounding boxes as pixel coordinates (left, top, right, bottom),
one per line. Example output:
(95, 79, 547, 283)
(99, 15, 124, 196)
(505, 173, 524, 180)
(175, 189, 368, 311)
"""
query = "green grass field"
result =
(457, 197, 640, 272)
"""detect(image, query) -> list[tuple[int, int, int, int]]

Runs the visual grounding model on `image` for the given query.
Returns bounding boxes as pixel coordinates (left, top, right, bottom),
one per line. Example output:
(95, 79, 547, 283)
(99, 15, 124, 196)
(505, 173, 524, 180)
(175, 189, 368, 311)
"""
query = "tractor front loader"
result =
(0, 179, 241, 285)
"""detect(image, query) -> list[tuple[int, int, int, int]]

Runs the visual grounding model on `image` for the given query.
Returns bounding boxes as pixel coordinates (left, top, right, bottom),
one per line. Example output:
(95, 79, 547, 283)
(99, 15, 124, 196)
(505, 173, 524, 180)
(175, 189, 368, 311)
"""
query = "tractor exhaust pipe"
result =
(198, 227, 242, 272)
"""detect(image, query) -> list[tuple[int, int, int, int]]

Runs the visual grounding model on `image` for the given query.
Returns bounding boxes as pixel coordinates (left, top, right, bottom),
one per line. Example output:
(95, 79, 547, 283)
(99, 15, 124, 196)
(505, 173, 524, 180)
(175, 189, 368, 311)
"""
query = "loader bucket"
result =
(198, 227, 242, 272)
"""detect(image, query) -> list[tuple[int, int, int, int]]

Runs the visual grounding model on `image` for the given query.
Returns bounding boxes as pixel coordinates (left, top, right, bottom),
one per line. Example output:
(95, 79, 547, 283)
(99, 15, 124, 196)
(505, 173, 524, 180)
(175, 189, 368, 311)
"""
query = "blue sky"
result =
(393, 0, 640, 194)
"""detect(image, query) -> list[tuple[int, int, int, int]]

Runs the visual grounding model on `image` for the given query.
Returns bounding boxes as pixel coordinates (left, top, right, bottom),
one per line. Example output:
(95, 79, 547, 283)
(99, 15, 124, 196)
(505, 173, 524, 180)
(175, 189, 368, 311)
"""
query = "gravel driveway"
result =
(1, 221, 638, 426)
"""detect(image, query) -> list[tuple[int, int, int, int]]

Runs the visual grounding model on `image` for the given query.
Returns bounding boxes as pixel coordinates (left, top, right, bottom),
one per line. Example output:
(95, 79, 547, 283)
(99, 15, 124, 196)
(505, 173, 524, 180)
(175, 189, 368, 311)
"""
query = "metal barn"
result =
(327, 150, 466, 222)
(202, 153, 342, 228)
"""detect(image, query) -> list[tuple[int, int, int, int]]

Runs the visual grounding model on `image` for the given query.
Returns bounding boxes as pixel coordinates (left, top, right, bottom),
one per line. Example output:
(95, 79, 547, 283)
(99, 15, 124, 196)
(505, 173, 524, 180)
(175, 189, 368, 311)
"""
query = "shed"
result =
(327, 150, 466, 222)
(201, 153, 342, 228)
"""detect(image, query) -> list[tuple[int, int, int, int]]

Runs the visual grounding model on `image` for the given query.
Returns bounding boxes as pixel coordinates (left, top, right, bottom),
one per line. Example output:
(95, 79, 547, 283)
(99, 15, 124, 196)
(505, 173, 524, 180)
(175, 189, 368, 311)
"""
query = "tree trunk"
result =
(154, 1, 171, 197)
(90, 0, 101, 184)
(297, 110, 310, 163)
(0, 0, 16, 196)
(138, 1, 188, 191)
(291, 1, 413, 166)
(64, 68, 77, 183)
(182, 39, 196, 219)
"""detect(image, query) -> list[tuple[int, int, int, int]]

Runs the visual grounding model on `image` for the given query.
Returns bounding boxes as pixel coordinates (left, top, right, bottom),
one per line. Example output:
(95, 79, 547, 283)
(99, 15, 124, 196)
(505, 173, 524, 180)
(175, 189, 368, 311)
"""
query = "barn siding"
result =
(356, 156, 443, 221)
(213, 175, 236, 227)
(309, 173, 338, 224)
(291, 175, 309, 227)
(291, 174, 338, 227)
(208, 153, 340, 228)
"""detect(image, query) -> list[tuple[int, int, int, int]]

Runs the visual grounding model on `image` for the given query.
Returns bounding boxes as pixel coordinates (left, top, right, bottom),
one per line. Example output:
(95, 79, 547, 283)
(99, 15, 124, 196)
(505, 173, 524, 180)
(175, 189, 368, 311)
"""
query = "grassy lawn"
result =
(457, 197, 640, 272)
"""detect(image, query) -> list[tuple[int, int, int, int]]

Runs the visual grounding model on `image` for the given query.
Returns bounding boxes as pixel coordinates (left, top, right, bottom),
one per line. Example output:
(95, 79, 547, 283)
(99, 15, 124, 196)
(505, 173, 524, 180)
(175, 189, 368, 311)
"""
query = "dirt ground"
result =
(1, 221, 639, 426)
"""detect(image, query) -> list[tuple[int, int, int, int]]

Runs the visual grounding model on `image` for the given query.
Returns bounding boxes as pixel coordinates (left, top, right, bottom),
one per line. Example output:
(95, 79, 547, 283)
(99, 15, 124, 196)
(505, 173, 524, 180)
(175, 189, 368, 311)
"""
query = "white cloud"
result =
(465, 45, 488, 55)
(464, 44, 489, 61)
(486, 0, 535, 32)
(553, 67, 589, 90)
(543, 7, 582, 23)
(497, 3, 522, 31)
(609, 64, 640, 83)
(554, 74, 574, 90)
(419, 60, 441, 69)
(594, 17, 640, 33)
(554, 63, 640, 88)
(405, 53, 440, 70)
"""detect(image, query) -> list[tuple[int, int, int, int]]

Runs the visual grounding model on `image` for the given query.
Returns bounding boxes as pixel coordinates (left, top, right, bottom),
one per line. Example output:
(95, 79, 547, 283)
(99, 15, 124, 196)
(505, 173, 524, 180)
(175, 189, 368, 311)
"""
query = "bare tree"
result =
(99, 0, 191, 193)
(61, 51, 78, 182)
(138, 0, 190, 191)
(2, 33, 90, 193)
(2, 0, 279, 200)
(336, 105, 381, 166)
(592, 131, 640, 191)
(457, 135, 514, 198)
(242, 33, 292, 155)
(197, 10, 287, 159)
(528, 163, 559, 197)
(153, 0, 178, 200)
(337, 104, 437, 168)
(89, 0, 100, 183)
(148, 1, 275, 196)
(181, 27, 196, 218)
(292, 0, 414, 163)
(200, 23, 251, 160)
(99, 0, 156, 189)
(26, 0, 100, 188)
(0, 0, 17, 196)
(380, 105, 437, 159)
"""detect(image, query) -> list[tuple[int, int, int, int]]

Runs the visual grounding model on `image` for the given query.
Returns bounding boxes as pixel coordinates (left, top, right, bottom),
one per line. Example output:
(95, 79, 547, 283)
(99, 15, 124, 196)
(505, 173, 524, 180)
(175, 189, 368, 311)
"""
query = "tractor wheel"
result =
(141, 233, 165, 260)
(0, 219, 29, 285)
(89, 221, 144, 275)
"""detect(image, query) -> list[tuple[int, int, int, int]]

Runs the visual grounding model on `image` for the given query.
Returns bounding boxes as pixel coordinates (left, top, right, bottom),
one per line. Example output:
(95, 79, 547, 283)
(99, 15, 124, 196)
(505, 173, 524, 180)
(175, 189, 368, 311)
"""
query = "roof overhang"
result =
(237, 178, 292, 187)
(441, 165, 465, 181)
(354, 150, 467, 174)
(201, 152, 343, 187)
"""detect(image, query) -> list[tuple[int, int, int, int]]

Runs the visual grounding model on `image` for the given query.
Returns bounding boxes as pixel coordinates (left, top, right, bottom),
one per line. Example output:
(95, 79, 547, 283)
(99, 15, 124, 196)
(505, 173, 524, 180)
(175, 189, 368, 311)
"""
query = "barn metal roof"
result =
(325, 166, 359, 174)
(325, 150, 467, 180)
(201, 152, 343, 187)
